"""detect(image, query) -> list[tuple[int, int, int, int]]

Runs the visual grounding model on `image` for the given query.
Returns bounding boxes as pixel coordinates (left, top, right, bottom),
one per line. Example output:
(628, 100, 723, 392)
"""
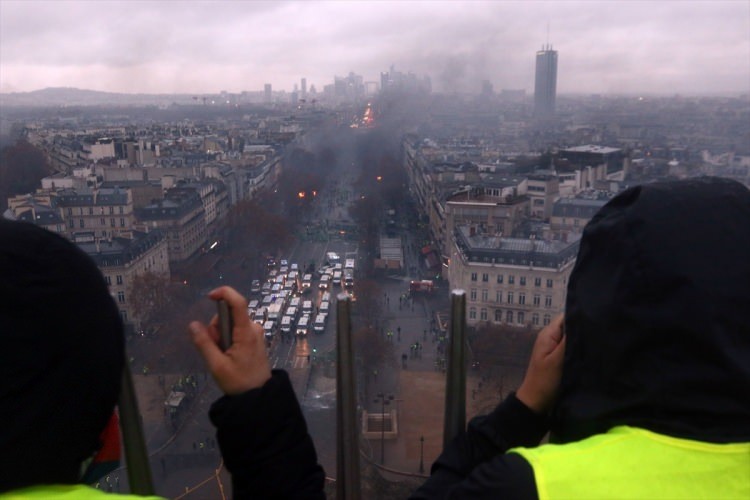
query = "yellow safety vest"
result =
(0, 484, 165, 499)
(510, 425, 750, 500)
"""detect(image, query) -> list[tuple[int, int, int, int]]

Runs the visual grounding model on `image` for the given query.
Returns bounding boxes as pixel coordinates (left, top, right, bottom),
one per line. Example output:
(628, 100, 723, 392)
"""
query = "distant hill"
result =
(0, 87, 195, 107)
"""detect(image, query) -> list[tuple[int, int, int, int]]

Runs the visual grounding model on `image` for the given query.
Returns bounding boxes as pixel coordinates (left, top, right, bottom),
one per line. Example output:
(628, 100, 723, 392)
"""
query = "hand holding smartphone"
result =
(217, 299, 233, 351)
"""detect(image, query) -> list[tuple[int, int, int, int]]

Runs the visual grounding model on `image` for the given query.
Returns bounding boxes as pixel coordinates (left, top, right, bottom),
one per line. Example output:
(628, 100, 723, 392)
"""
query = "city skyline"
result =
(1, 1, 749, 96)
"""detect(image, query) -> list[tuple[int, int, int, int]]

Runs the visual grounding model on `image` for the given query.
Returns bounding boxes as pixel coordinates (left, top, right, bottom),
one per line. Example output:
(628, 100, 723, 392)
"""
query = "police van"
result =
(280, 315, 293, 334)
(296, 315, 310, 336)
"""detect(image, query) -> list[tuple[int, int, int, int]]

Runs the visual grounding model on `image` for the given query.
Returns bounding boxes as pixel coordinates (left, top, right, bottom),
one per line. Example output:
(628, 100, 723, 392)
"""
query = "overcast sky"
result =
(1, 0, 748, 96)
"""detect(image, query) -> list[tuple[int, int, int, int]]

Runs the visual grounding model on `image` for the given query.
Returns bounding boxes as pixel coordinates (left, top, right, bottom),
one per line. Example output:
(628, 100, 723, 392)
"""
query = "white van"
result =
(280, 315, 293, 334)
(313, 313, 327, 333)
(319, 274, 330, 289)
(345, 259, 355, 270)
(319, 301, 330, 315)
(263, 320, 275, 338)
(302, 300, 313, 315)
(296, 315, 310, 336)
(285, 306, 298, 320)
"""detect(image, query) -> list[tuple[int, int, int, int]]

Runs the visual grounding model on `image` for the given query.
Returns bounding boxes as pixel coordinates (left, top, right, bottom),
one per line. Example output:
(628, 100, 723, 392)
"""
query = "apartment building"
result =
(448, 224, 580, 328)
(137, 189, 207, 262)
(55, 186, 136, 239)
(549, 192, 612, 238)
(77, 230, 169, 329)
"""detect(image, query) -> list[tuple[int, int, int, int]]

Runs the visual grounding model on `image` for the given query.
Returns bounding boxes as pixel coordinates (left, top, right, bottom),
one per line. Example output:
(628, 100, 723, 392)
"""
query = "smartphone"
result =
(217, 299, 233, 351)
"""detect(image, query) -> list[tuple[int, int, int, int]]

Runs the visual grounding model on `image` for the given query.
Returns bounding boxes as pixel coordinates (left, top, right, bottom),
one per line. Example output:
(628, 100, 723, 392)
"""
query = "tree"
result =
(225, 199, 293, 266)
(127, 271, 193, 330)
(353, 325, 394, 374)
(0, 140, 54, 210)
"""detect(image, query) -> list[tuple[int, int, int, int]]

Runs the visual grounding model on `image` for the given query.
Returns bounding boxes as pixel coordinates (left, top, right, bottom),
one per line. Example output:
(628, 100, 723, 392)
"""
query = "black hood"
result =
(552, 177, 750, 444)
(0, 220, 124, 491)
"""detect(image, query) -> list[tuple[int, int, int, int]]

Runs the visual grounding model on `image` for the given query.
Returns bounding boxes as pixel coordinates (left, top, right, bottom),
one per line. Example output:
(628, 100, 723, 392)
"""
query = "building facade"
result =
(77, 230, 170, 329)
(137, 190, 207, 263)
(55, 187, 136, 240)
(448, 224, 579, 328)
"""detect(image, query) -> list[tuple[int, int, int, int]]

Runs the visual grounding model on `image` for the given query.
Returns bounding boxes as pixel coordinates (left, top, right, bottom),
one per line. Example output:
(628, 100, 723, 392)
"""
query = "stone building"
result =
(448, 224, 580, 328)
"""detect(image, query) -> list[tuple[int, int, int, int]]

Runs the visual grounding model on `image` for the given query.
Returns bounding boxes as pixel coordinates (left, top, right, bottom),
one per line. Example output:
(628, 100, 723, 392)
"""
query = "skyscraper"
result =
(534, 45, 558, 119)
(264, 83, 272, 103)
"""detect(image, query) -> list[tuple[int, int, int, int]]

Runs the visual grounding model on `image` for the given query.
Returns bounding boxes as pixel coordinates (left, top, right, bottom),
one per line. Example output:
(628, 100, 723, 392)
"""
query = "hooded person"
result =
(412, 177, 750, 499)
(0, 219, 161, 499)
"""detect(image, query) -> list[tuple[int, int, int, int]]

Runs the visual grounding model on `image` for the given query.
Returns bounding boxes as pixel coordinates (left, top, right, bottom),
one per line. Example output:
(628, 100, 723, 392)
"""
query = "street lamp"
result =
(419, 435, 425, 474)
(375, 393, 394, 465)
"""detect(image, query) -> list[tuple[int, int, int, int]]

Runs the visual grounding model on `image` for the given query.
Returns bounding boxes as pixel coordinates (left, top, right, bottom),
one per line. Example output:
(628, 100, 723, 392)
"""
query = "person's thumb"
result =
(190, 321, 223, 371)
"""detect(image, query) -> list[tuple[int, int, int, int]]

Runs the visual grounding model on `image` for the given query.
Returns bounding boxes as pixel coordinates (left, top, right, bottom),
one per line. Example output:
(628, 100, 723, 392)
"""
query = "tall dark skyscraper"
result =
(534, 45, 558, 118)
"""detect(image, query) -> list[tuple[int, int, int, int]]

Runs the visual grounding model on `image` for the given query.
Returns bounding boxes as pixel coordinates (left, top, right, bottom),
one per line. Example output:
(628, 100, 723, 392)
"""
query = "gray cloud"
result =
(1, 0, 748, 95)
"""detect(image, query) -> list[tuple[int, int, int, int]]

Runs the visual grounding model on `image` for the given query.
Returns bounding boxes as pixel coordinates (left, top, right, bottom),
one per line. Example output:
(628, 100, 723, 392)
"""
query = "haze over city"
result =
(1, 0, 748, 96)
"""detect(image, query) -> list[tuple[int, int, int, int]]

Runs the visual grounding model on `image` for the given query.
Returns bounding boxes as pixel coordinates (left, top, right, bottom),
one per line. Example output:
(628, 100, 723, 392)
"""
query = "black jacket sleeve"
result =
(209, 370, 326, 499)
(410, 393, 547, 499)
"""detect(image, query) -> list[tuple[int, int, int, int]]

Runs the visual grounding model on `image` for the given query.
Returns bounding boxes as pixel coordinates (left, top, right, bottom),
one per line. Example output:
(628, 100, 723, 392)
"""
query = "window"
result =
(481, 289, 488, 301)
(471, 272, 477, 282)
(532, 313, 539, 326)
(109, 206, 114, 215)
(67, 208, 72, 216)
(69, 220, 74, 228)
(104, 276, 111, 285)
(79, 219, 84, 228)
(110, 218, 116, 227)
(507, 292, 514, 304)
(545, 295, 552, 308)
(533, 294, 541, 306)
(508, 275, 515, 285)
(117, 291, 125, 303)
(520, 276, 526, 286)
(470, 289, 477, 301)
(506, 310, 513, 323)
(535, 277, 542, 287)
(100, 217, 105, 225)
(547, 279, 554, 288)
(120, 218, 125, 227)
(469, 308, 477, 320)
(120, 310, 127, 321)
(495, 309, 502, 322)
(543, 314, 551, 326)
(482, 273, 488, 282)
(496, 290, 502, 303)
(119, 206, 124, 214)
(88, 207, 93, 215)
(496, 274, 503, 284)
(519, 293, 526, 305)
(518, 311, 525, 324)
(480, 308, 487, 321)
(116, 275, 123, 285)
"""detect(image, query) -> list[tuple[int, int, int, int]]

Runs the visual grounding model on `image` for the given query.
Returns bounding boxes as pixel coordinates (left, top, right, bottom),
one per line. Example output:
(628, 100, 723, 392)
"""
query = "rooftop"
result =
(454, 225, 580, 269)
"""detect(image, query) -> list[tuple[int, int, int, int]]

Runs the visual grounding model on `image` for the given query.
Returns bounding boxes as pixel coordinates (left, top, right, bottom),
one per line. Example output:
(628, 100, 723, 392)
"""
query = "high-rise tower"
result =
(534, 45, 558, 119)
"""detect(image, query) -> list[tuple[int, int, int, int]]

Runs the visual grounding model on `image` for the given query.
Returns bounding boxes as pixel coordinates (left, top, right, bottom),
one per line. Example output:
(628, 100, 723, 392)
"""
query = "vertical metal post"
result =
(443, 289, 467, 450)
(336, 293, 361, 500)
(119, 361, 155, 495)
(419, 435, 425, 474)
